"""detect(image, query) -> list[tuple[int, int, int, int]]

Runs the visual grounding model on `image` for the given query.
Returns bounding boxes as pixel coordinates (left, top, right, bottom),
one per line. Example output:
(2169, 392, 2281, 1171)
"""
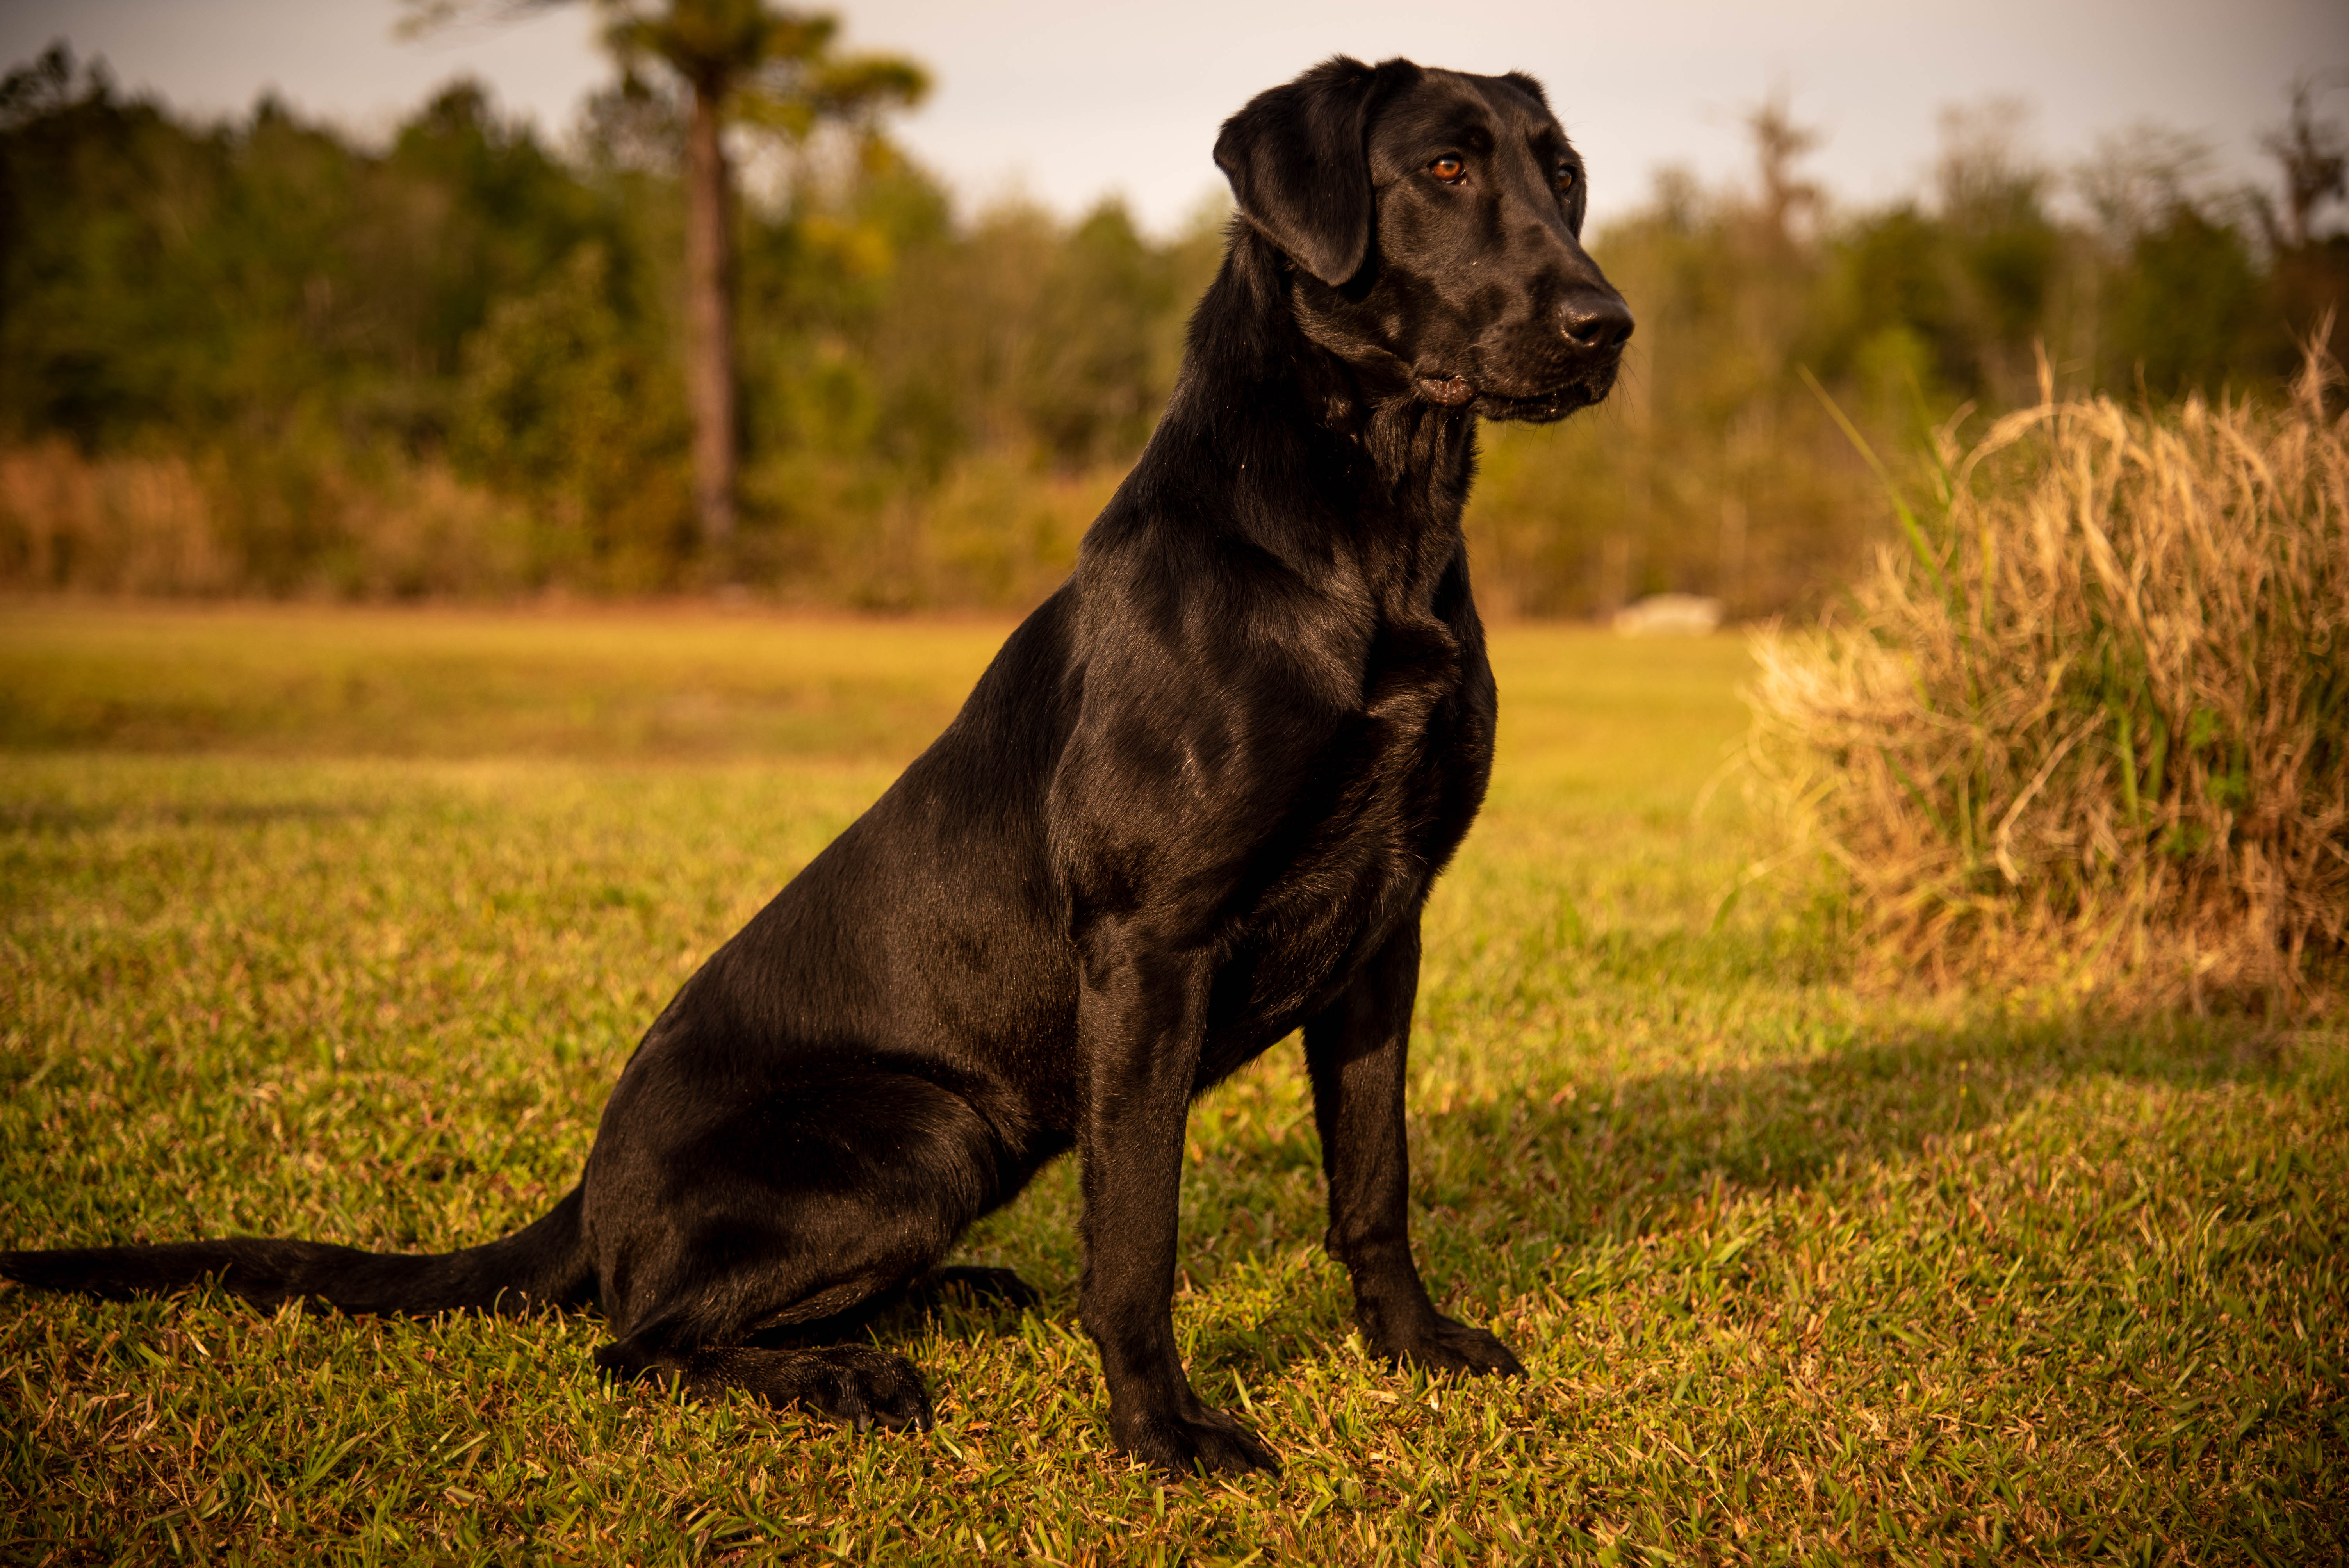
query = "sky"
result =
(5, 0, 2346, 236)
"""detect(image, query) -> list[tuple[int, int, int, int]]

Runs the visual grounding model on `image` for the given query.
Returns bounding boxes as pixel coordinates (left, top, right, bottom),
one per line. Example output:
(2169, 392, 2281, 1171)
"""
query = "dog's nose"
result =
(1560, 292, 1633, 351)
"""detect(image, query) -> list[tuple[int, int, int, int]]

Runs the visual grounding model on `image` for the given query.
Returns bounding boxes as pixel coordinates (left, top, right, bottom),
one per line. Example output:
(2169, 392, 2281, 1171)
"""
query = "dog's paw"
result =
(784, 1345, 936, 1433)
(1119, 1404, 1282, 1479)
(1377, 1314, 1526, 1379)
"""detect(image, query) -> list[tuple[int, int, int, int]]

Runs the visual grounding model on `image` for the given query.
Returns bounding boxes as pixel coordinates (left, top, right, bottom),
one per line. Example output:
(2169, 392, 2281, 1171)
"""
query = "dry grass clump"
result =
(0, 441, 234, 593)
(0, 437, 1109, 606)
(1750, 351, 2349, 1009)
(0, 440, 539, 598)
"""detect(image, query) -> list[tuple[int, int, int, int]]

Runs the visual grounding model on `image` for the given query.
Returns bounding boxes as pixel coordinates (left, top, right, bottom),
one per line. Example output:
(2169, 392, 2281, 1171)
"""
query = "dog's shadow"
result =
(887, 1006, 2299, 1383)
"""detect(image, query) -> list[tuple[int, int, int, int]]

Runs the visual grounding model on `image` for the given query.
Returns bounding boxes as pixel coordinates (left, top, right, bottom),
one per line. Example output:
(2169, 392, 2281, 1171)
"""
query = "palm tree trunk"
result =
(683, 79, 737, 567)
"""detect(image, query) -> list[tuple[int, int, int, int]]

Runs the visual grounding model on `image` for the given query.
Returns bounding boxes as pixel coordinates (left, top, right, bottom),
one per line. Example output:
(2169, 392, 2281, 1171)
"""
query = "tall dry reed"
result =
(1749, 350, 2349, 1008)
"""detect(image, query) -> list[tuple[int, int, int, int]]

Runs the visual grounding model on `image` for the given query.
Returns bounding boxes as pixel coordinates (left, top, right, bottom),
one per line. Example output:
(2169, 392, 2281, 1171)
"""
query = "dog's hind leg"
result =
(911, 1264, 1041, 1310)
(582, 1060, 1012, 1430)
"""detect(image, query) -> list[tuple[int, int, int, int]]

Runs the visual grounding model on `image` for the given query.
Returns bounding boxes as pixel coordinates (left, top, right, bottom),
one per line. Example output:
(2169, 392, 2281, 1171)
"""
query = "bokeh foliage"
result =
(0, 46, 2342, 609)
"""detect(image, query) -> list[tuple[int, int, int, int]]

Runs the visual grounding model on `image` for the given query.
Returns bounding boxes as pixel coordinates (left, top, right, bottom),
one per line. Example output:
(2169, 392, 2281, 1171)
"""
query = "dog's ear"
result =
(1213, 56, 1417, 287)
(1500, 71, 1550, 110)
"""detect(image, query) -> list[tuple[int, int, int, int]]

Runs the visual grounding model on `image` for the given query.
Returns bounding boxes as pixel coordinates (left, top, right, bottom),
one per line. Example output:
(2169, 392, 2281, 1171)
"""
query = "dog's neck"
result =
(1164, 228, 1479, 572)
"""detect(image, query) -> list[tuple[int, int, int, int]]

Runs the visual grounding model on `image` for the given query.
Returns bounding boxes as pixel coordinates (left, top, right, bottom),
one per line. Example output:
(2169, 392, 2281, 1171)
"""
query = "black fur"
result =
(1, 57, 1630, 1479)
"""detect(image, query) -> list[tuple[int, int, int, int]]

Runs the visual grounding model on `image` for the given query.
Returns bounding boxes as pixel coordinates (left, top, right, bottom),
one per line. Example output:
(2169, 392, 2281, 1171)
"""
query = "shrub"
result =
(1748, 350, 2349, 1009)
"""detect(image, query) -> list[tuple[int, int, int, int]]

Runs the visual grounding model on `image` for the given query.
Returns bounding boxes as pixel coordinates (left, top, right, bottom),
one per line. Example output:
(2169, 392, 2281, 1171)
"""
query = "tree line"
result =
(0, 30, 2341, 612)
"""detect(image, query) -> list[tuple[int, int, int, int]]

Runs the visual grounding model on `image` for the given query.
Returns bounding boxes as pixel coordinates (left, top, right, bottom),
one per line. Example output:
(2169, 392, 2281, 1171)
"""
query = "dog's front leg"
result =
(1076, 936, 1280, 1478)
(1305, 917, 1525, 1378)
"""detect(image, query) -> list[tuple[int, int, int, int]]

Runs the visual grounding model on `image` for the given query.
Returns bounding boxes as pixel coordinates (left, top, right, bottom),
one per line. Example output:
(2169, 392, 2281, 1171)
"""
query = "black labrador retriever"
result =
(1, 55, 1629, 1477)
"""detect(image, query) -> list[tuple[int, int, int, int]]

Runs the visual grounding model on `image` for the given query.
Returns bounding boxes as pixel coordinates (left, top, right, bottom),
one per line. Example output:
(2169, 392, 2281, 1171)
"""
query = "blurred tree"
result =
(2255, 78, 2349, 372)
(380, 80, 606, 389)
(1017, 201, 1174, 469)
(455, 242, 690, 583)
(2107, 204, 2264, 397)
(1934, 102, 2064, 402)
(1826, 207, 1959, 397)
(0, 48, 611, 450)
(403, 0, 925, 569)
(2262, 77, 2347, 251)
(1743, 93, 1823, 253)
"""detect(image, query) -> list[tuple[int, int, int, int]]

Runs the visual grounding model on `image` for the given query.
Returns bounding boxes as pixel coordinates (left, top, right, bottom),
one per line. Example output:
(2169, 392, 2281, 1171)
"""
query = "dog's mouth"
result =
(1415, 362, 1619, 424)
(1475, 378, 1610, 423)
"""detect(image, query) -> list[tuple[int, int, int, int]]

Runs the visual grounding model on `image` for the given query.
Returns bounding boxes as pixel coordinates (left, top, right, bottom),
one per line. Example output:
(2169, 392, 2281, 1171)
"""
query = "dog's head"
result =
(1215, 57, 1632, 423)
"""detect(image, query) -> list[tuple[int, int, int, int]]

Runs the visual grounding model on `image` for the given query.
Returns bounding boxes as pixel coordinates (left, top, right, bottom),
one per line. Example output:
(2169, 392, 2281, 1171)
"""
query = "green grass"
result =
(2, 603, 2343, 1565)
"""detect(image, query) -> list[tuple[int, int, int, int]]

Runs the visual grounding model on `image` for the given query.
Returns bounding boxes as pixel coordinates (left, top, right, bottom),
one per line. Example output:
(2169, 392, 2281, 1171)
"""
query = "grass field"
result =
(2, 602, 2343, 1565)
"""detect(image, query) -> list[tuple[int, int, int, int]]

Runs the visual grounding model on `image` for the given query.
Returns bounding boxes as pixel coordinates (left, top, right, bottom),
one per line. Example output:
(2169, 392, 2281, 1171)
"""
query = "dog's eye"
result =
(1428, 155, 1467, 185)
(1554, 162, 1578, 195)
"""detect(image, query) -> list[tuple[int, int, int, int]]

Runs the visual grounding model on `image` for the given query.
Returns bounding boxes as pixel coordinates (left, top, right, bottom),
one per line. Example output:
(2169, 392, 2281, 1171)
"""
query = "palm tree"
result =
(405, 0, 927, 567)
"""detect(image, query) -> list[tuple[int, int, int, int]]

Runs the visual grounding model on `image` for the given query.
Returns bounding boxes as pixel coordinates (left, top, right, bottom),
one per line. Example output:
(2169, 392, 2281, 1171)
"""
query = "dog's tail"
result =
(0, 1185, 595, 1317)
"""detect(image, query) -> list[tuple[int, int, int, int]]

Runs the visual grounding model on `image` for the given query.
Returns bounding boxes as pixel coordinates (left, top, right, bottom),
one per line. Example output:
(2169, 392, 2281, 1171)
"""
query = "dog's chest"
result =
(1201, 608, 1493, 1064)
